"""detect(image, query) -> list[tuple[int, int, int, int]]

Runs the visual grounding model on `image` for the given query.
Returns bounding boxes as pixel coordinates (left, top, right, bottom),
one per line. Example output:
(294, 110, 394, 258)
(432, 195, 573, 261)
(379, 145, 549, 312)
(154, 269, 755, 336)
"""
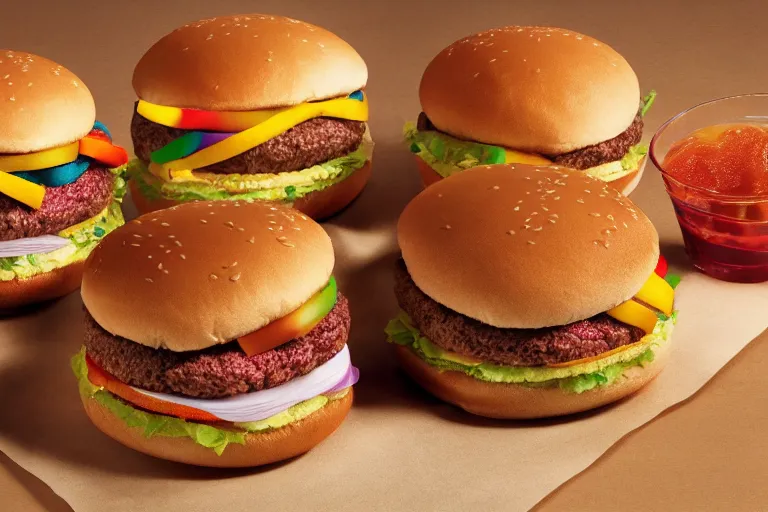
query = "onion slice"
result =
(0, 235, 71, 258)
(133, 345, 358, 423)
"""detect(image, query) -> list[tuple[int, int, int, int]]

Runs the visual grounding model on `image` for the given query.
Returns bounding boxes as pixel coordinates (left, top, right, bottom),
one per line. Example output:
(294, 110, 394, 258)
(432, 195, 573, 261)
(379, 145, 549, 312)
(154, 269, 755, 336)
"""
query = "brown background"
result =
(1, 0, 767, 510)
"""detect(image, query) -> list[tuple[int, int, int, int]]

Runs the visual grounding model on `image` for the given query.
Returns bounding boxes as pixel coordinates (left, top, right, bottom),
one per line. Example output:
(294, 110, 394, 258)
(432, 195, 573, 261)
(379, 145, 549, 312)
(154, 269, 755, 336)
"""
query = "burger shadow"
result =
(659, 240, 691, 273)
(0, 293, 300, 480)
(322, 139, 421, 233)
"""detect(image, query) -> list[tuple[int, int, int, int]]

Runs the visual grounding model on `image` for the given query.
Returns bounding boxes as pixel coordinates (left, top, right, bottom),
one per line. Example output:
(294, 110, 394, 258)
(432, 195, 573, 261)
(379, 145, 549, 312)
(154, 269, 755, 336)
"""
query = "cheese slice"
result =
(504, 149, 552, 166)
(0, 171, 45, 209)
(634, 272, 674, 316)
(150, 96, 369, 181)
(547, 336, 651, 368)
(606, 299, 660, 334)
(0, 142, 79, 172)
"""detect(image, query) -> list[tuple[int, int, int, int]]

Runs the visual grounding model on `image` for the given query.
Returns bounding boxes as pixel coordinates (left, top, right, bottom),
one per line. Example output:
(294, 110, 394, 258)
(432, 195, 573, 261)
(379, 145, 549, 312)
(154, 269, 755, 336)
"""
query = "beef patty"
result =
(416, 111, 643, 170)
(0, 166, 114, 241)
(394, 260, 645, 366)
(84, 293, 351, 399)
(551, 115, 643, 170)
(131, 105, 365, 175)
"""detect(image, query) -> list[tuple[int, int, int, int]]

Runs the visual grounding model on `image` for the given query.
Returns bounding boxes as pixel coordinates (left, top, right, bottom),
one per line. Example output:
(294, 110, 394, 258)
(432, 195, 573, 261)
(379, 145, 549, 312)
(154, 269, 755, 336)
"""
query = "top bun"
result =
(419, 27, 640, 154)
(0, 50, 95, 153)
(133, 14, 368, 111)
(82, 201, 334, 351)
(397, 164, 659, 329)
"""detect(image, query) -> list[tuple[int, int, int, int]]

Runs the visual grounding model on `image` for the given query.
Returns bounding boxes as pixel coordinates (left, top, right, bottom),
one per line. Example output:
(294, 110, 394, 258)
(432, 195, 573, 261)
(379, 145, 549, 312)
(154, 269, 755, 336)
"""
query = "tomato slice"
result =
(238, 278, 338, 357)
(79, 136, 129, 167)
(85, 355, 220, 422)
(655, 255, 668, 277)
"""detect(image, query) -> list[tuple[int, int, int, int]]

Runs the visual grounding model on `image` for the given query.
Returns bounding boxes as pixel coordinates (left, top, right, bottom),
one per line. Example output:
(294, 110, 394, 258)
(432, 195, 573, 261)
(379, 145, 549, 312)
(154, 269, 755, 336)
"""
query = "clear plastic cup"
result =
(650, 94, 768, 283)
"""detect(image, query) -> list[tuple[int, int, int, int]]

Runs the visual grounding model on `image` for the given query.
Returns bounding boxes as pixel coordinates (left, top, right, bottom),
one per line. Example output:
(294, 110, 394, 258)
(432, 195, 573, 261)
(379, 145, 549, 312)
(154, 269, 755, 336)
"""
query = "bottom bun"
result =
(82, 389, 353, 467)
(130, 161, 372, 220)
(395, 340, 670, 419)
(612, 156, 647, 196)
(414, 156, 444, 188)
(0, 261, 84, 311)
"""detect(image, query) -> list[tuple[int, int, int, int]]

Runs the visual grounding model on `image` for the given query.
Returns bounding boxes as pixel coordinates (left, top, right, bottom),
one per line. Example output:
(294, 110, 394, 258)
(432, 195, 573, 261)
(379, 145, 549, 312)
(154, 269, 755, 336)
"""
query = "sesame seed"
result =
(524, 224, 531, 230)
(237, 227, 245, 232)
(230, 273, 241, 282)
(200, 219, 207, 224)
(174, 240, 182, 247)
(131, 243, 140, 247)
(527, 240, 536, 245)
(541, 206, 549, 212)
(554, 196, 561, 200)
(133, 234, 143, 238)
(165, 250, 171, 254)
(441, 224, 452, 230)
(147, 255, 152, 259)
(225, 221, 235, 227)
(492, 185, 500, 190)
(158, 263, 163, 270)
(514, 206, 520, 211)
(160, 222, 170, 227)
(507, 230, 515, 235)
(159, 244, 165, 249)
(576, 199, 585, 204)
(180, 254, 186, 260)
(168, 235, 175, 239)
(247, 237, 255, 244)
(589, 213, 601, 217)
(210, 274, 218, 280)
(623, 222, 629, 228)
(145, 278, 153, 283)
(533, 227, 543, 232)
(584, 189, 591, 193)
(607, 214, 615, 221)
(549, 219, 556, 224)
(550, 213, 559, 218)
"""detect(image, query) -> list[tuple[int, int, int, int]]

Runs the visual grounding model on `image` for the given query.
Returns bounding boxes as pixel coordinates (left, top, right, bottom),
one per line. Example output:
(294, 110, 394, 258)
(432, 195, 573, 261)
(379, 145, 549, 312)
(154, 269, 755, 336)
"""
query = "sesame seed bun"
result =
(133, 14, 368, 110)
(394, 339, 669, 419)
(0, 260, 84, 312)
(0, 50, 95, 153)
(397, 164, 659, 329)
(81, 388, 353, 467)
(81, 200, 334, 351)
(128, 160, 372, 220)
(419, 27, 640, 154)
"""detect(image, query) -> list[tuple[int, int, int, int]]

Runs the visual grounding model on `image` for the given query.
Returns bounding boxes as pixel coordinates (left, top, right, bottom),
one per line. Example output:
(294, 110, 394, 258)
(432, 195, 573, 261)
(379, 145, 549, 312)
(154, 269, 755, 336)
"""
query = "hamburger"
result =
(0, 51, 128, 310)
(386, 164, 679, 419)
(405, 27, 655, 195)
(128, 14, 373, 220)
(72, 200, 358, 467)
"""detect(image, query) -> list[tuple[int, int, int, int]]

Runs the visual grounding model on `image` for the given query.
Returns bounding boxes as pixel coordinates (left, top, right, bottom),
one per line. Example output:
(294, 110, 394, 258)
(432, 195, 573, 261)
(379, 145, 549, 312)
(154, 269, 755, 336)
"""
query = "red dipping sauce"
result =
(651, 96, 768, 283)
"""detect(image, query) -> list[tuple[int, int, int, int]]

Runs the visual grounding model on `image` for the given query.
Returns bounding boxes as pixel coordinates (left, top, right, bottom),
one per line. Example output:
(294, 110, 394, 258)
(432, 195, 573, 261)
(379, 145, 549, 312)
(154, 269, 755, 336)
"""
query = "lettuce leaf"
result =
(71, 348, 348, 455)
(385, 311, 676, 394)
(403, 122, 507, 178)
(0, 165, 127, 281)
(129, 127, 374, 203)
(621, 143, 648, 171)
(640, 90, 657, 117)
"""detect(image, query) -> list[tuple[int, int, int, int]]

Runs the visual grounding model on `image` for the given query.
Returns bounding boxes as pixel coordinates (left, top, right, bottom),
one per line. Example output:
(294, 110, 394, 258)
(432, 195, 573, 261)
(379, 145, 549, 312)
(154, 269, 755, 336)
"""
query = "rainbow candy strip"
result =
(138, 90, 366, 133)
(146, 91, 369, 181)
(0, 122, 128, 209)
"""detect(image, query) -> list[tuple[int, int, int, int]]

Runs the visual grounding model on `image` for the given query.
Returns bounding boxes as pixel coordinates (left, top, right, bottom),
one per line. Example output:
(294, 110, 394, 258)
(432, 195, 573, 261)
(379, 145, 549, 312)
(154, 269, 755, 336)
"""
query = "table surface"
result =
(1, 0, 767, 510)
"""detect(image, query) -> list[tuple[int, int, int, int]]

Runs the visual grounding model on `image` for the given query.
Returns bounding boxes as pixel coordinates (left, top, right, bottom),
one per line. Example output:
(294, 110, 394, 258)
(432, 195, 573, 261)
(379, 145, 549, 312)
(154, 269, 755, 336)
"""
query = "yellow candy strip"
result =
(0, 171, 45, 209)
(138, 100, 292, 132)
(606, 299, 660, 334)
(151, 96, 369, 180)
(0, 142, 79, 172)
(634, 272, 674, 316)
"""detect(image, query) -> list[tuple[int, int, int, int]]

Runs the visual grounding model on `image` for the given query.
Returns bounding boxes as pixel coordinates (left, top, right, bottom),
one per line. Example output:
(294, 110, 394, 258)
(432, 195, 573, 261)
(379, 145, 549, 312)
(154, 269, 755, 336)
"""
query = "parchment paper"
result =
(1, 1, 767, 511)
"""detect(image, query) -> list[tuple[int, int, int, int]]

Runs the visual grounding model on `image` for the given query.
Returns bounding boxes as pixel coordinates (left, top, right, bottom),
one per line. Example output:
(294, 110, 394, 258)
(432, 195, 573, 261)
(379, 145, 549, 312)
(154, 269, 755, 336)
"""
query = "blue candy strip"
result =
(16, 158, 90, 187)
